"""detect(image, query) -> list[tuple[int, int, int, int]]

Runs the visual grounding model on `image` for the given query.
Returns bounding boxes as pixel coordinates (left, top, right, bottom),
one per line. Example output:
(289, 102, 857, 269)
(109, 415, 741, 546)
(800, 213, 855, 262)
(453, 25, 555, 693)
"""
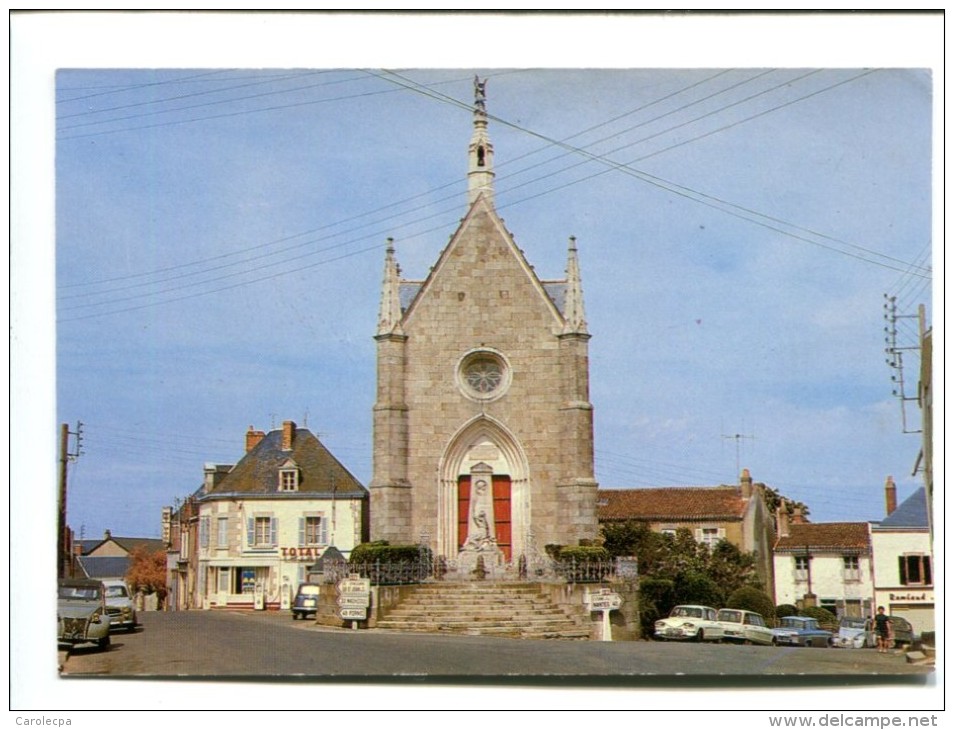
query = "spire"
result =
(563, 236, 588, 335)
(467, 75, 495, 208)
(377, 238, 403, 335)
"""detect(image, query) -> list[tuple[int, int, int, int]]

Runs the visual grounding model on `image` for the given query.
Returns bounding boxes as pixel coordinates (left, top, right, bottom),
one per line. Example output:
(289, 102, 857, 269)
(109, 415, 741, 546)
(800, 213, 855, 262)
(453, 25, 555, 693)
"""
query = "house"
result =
(597, 468, 776, 595)
(773, 517, 873, 619)
(166, 421, 369, 610)
(869, 479, 934, 637)
(72, 529, 166, 583)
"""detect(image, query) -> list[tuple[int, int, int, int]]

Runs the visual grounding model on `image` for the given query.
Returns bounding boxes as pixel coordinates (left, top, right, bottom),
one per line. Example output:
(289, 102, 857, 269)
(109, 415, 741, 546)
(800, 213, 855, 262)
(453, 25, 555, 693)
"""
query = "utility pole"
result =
(57, 421, 83, 579)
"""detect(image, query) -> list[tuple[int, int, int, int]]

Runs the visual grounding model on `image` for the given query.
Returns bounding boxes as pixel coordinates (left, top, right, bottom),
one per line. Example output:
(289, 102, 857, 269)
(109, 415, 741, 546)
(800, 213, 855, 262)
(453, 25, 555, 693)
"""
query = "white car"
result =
(717, 608, 776, 645)
(102, 579, 138, 632)
(654, 605, 725, 642)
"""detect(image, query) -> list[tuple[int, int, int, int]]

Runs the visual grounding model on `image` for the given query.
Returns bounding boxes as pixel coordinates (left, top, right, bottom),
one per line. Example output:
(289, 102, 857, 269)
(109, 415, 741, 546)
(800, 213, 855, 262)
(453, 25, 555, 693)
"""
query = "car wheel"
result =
(771, 637, 778, 646)
(97, 635, 110, 650)
(696, 629, 705, 642)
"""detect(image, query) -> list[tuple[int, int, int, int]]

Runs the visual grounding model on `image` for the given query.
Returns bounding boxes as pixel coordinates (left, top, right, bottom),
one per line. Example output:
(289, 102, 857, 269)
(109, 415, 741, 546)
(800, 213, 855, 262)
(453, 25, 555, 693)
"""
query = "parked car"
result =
(772, 616, 832, 647)
(654, 605, 725, 642)
(102, 579, 138, 632)
(717, 608, 776, 645)
(831, 616, 873, 648)
(886, 615, 915, 647)
(57, 578, 111, 650)
(291, 583, 321, 620)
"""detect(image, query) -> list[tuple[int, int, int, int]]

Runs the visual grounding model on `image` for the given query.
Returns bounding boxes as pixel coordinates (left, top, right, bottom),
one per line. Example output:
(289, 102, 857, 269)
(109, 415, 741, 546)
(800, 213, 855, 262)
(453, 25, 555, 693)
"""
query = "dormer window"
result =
(278, 459, 300, 492)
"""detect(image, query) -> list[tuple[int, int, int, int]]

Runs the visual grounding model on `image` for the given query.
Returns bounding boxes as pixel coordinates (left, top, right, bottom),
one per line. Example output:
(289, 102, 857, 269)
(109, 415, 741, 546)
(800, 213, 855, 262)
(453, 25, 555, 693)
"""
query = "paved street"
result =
(61, 610, 934, 680)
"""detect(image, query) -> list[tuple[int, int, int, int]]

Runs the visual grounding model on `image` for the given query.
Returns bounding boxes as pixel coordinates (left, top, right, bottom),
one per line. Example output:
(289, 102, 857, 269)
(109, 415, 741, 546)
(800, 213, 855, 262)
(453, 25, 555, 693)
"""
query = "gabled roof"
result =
(873, 487, 929, 530)
(597, 486, 745, 522)
(203, 426, 367, 499)
(85, 536, 166, 556)
(774, 522, 871, 552)
(76, 556, 131, 580)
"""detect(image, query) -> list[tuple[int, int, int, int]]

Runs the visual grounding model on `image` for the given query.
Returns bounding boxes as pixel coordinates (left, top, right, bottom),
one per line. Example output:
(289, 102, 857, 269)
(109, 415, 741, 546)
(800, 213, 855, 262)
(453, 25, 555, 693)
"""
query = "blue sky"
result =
(50, 63, 934, 539)
(12, 8, 944, 716)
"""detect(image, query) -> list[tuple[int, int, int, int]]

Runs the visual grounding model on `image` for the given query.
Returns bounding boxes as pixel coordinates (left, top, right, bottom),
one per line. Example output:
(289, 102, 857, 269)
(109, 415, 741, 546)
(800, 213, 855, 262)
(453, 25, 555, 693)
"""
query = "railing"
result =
(553, 559, 616, 584)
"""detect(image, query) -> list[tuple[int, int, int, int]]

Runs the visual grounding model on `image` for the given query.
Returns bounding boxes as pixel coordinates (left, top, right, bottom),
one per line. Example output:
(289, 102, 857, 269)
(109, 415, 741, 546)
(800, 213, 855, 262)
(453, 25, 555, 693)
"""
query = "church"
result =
(370, 78, 599, 571)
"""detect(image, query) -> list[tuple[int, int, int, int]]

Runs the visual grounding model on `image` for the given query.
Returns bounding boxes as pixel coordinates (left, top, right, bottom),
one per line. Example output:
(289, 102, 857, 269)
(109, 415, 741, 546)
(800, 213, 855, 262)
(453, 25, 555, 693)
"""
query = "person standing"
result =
(873, 606, 892, 653)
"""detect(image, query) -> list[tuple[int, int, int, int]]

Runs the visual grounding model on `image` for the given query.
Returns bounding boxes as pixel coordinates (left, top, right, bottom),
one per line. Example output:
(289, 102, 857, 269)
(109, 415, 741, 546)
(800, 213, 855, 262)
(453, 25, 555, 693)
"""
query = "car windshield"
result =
(718, 610, 742, 623)
(59, 585, 101, 600)
(672, 606, 703, 619)
(298, 585, 320, 596)
(840, 618, 867, 629)
(779, 617, 805, 629)
(106, 585, 129, 598)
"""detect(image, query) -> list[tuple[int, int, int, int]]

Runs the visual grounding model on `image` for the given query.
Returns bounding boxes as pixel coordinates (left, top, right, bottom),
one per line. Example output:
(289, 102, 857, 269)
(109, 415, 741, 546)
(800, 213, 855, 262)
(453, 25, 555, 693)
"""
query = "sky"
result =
(11, 11, 944, 713)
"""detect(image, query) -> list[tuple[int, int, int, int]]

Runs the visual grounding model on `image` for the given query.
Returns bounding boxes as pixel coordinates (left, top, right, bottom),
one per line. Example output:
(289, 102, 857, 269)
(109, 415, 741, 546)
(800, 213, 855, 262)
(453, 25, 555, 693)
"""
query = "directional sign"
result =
(339, 607, 367, 620)
(337, 595, 370, 607)
(589, 595, 623, 610)
(337, 577, 371, 595)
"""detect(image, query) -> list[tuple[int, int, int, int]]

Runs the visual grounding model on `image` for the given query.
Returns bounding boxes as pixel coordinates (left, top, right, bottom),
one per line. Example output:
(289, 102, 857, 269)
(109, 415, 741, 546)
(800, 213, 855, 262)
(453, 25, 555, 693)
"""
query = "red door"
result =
(493, 475, 512, 561)
(457, 475, 512, 561)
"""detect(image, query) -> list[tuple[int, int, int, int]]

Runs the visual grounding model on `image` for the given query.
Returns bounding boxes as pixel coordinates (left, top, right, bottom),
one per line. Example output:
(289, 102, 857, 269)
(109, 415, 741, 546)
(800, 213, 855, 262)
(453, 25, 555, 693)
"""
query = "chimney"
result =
(740, 468, 753, 499)
(791, 505, 806, 524)
(282, 420, 296, 451)
(776, 505, 790, 538)
(885, 475, 897, 516)
(103, 529, 111, 541)
(246, 426, 266, 453)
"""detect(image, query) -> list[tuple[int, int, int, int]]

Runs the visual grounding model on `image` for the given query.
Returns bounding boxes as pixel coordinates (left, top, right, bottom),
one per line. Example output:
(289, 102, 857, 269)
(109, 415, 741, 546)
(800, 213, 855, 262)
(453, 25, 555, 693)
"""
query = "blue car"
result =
(772, 616, 833, 647)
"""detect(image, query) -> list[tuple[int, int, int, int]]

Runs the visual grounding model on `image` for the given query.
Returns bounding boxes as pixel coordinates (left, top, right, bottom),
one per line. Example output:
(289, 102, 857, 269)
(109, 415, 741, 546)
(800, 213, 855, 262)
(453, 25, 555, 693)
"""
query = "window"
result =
(697, 527, 724, 548)
(279, 468, 299, 492)
(247, 515, 277, 548)
(842, 555, 861, 582)
(660, 528, 677, 537)
(794, 555, 809, 582)
(217, 516, 229, 549)
(898, 554, 932, 586)
(198, 517, 210, 550)
(181, 532, 190, 560)
(300, 516, 327, 546)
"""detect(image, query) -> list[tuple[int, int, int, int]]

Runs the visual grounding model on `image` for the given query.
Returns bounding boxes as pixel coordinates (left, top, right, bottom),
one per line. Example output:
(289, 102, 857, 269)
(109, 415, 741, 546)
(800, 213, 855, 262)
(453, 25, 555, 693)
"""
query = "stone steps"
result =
(375, 582, 592, 640)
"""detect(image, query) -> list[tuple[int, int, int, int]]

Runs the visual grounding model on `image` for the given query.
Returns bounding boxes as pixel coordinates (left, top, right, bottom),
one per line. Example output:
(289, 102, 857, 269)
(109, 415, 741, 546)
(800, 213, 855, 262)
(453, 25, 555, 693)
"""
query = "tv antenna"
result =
(721, 430, 755, 477)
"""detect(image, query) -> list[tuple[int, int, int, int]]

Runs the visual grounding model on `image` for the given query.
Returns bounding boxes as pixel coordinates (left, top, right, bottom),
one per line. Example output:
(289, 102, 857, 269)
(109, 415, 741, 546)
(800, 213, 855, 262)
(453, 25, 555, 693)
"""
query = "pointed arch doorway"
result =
(437, 416, 530, 564)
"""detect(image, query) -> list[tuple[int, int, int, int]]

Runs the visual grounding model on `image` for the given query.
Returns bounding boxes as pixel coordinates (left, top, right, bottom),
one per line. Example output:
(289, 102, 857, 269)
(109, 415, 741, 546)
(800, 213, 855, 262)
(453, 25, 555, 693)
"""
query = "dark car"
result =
(887, 615, 915, 647)
(291, 583, 321, 620)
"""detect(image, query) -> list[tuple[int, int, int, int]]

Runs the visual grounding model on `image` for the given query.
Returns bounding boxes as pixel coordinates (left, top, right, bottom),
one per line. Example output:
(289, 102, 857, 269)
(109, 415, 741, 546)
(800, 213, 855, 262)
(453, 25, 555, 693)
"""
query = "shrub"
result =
(673, 571, 724, 609)
(638, 577, 676, 638)
(775, 603, 798, 619)
(349, 541, 428, 565)
(725, 586, 776, 622)
(558, 546, 611, 562)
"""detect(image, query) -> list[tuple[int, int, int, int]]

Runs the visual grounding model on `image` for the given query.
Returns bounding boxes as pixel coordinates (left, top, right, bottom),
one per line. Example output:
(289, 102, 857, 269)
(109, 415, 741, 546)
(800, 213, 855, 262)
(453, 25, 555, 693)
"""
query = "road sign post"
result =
(584, 587, 623, 641)
(336, 575, 371, 627)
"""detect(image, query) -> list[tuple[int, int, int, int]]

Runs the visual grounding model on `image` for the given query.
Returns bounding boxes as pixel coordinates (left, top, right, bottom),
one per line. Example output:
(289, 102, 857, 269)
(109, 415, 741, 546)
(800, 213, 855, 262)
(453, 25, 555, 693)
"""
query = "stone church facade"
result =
(370, 79, 599, 568)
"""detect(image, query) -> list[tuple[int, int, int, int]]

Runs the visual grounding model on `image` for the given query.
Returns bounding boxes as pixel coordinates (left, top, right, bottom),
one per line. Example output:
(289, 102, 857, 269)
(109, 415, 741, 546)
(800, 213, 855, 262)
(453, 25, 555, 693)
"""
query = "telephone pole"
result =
(57, 421, 83, 578)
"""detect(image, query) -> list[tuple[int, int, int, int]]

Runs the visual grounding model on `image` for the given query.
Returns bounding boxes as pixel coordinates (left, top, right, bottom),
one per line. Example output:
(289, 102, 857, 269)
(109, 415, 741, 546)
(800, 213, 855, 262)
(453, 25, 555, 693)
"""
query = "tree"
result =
(125, 546, 168, 605)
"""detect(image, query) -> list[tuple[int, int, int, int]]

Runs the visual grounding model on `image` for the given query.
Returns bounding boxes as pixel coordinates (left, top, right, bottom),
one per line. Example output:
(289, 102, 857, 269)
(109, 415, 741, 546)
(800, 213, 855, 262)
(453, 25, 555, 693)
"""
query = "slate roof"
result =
(85, 536, 166, 556)
(597, 486, 745, 522)
(203, 426, 367, 499)
(76, 556, 131, 580)
(774, 522, 871, 552)
(873, 487, 929, 530)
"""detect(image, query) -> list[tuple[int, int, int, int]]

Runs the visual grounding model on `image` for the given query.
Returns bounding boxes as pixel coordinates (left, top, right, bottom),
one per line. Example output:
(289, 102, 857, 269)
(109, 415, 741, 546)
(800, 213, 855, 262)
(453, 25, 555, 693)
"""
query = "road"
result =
(60, 610, 934, 680)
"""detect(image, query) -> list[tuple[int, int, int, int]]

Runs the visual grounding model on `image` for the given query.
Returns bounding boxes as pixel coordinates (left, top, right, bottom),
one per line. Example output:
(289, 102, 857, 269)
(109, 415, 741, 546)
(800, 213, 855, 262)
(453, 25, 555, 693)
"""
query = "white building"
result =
(191, 421, 368, 610)
(773, 518, 873, 619)
(870, 482, 934, 637)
